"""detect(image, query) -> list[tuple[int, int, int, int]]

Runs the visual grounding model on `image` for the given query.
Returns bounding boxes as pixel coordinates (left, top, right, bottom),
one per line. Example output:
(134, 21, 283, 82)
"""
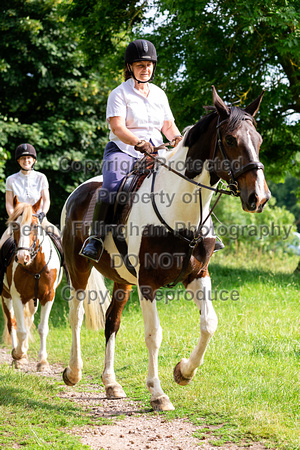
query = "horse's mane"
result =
(7, 202, 33, 226)
(184, 106, 255, 148)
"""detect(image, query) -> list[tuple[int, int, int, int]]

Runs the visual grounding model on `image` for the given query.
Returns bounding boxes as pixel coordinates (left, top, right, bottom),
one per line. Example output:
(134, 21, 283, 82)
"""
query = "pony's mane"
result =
(7, 202, 33, 226)
(184, 106, 255, 148)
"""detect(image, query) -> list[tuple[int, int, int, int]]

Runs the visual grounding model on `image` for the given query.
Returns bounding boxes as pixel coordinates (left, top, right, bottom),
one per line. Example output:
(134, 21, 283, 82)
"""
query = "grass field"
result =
(0, 249, 299, 449)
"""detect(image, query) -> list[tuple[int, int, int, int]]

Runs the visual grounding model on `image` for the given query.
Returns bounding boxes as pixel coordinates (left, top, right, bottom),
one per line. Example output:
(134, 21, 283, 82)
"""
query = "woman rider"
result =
(81, 39, 183, 261)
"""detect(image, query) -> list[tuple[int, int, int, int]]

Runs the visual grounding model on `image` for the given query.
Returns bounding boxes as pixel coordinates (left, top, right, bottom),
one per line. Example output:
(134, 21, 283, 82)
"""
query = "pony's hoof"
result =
(105, 384, 127, 399)
(62, 368, 76, 386)
(173, 361, 194, 386)
(11, 348, 26, 361)
(150, 395, 175, 411)
(37, 360, 49, 372)
(12, 357, 28, 369)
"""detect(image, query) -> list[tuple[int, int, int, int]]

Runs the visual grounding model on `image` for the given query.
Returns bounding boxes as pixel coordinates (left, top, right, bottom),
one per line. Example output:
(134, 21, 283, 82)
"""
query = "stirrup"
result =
(79, 236, 104, 262)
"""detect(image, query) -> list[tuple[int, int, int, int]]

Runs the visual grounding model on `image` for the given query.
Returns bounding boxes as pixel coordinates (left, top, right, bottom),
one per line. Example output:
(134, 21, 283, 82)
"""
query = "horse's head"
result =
(211, 85, 271, 212)
(184, 86, 271, 213)
(9, 196, 42, 266)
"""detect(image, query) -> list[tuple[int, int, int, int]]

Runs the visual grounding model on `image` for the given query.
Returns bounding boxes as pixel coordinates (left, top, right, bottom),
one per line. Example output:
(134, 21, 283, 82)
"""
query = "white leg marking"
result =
(37, 301, 53, 367)
(139, 289, 174, 410)
(67, 296, 85, 383)
(102, 333, 117, 386)
(177, 276, 218, 381)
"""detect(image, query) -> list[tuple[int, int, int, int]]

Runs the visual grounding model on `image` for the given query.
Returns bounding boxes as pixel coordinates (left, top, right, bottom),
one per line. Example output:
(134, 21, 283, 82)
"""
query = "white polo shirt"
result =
(6, 170, 48, 212)
(106, 78, 174, 158)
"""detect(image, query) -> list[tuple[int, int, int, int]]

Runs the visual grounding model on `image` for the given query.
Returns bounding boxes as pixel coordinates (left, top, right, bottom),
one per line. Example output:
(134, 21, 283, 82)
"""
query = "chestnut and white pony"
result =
(61, 86, 271, 410)
(1, 198, 62, 370)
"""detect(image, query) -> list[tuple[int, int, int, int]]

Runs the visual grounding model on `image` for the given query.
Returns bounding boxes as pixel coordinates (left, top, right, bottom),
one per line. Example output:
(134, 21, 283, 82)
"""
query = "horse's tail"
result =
(83, 267, 111, 330)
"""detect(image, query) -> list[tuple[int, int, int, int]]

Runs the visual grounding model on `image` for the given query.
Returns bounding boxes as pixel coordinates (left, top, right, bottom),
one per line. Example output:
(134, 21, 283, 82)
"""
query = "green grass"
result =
(0, 250, 299, 449)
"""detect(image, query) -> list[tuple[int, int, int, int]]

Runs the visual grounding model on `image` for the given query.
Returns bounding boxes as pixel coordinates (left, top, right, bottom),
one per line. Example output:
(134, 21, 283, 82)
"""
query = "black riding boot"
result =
(80, 201, 113, 262)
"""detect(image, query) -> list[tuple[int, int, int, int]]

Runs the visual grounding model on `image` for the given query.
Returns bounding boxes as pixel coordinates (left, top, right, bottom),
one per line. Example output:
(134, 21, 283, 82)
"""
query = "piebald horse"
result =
(61, 86, 270, 410)
(1, 197, 62, 370)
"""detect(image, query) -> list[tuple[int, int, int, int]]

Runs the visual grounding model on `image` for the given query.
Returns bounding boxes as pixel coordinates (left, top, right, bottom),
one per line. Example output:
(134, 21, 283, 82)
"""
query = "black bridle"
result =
(214, 117, 265, 196)
(14, 217, 44, 262)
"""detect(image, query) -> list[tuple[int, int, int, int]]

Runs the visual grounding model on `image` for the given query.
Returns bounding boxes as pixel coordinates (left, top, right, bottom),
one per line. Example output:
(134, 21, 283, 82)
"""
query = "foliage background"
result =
(0, 0, 299, 234)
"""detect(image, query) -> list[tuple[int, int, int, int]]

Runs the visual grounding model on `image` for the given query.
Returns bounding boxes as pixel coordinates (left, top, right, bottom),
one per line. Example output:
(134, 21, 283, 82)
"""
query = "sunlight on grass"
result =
(0, 250, 299, 449)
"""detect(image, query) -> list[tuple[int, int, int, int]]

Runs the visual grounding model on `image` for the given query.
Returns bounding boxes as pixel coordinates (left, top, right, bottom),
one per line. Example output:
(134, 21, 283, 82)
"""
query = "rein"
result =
(141, 116, 265, 286)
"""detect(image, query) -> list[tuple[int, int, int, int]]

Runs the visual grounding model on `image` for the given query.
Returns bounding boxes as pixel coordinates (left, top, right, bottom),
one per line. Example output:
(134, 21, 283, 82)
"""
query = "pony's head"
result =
(8, 196, 42, 266)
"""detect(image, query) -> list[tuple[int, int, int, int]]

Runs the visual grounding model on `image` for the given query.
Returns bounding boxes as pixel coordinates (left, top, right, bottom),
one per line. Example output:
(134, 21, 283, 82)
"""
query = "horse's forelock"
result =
(7, 203, 33, 226)
(225, 107, 255, 132)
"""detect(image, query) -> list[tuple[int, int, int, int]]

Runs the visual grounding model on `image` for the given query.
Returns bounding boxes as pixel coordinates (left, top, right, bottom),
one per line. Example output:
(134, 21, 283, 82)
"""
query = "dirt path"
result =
(0, 348, 270, 450)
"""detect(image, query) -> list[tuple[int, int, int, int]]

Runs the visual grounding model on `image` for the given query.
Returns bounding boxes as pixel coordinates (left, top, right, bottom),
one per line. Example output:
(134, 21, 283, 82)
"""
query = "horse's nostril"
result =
(248, 192, 258, 211)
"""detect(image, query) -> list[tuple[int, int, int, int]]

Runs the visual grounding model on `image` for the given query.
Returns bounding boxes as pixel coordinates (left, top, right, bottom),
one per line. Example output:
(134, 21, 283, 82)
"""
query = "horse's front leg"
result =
(101, 282, 131, 399)
(139, 288, 175, 411)
(63, 295, 85, 386)
(37, 300, 54, 372)
(174, 272, 218, 385)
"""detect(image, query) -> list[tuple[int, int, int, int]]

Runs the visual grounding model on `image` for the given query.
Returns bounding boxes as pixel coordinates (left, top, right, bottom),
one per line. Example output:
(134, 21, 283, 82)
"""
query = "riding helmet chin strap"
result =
(128, 63, 156, 84)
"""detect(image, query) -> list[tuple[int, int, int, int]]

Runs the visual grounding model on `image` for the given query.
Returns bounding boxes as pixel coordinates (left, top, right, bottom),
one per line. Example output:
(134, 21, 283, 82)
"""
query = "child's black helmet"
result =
(15, 143, 37, 161)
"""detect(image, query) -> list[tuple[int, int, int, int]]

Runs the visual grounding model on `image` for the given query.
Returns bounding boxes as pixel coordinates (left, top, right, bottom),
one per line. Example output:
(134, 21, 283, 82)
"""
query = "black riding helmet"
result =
(15, 143, 36, 170)
(125, 39, 157, 83)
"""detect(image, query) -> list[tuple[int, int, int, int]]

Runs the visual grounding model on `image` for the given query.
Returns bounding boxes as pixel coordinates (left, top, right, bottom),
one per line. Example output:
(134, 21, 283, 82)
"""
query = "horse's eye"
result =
(225, 136, 236, 146)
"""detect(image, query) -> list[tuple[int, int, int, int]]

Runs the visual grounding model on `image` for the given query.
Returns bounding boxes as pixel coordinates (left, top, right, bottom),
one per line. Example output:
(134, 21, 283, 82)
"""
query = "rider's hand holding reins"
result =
(135, 140, 155, 154)
(170, 135, 183, 147)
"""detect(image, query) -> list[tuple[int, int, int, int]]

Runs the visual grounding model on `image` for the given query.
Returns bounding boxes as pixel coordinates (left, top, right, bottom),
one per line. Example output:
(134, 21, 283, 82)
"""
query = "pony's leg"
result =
(173, 272, 218, 385)
(37, 301, 53, 372)
(139, 289, 175, 411)
(63, 295, 85, 386)
(1, 295, 17, 350)
(11, 295, 30, 365)
(101, 283, 131, 398)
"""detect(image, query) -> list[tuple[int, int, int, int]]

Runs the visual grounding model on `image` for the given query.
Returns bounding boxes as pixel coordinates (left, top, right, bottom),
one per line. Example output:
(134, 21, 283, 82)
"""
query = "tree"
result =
(145, 0, 299, 174)
(68, 0, 300, 176)
(0, 0, 111, 229)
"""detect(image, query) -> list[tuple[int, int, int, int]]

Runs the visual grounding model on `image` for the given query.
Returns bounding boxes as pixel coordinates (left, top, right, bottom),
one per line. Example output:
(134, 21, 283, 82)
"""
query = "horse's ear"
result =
(13, 196, 19, 208)
(33, 196, 42, 213)
(244, 90, 265, 117)
(212, 85, 230, 121)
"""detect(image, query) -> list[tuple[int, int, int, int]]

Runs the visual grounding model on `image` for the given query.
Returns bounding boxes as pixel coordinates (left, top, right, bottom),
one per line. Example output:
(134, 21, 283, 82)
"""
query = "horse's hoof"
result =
(37, 360, 49, 372)
(62, 368, 76, 386)
(173, 361, 194, 386)
(150, 395, 175, 411)
(105, 384, 127, 399)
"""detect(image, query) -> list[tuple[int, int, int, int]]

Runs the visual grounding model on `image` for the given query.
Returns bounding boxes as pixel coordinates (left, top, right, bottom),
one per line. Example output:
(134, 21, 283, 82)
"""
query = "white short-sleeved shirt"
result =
(6, 170, 49, 212)
(106, 78, 174, 158)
